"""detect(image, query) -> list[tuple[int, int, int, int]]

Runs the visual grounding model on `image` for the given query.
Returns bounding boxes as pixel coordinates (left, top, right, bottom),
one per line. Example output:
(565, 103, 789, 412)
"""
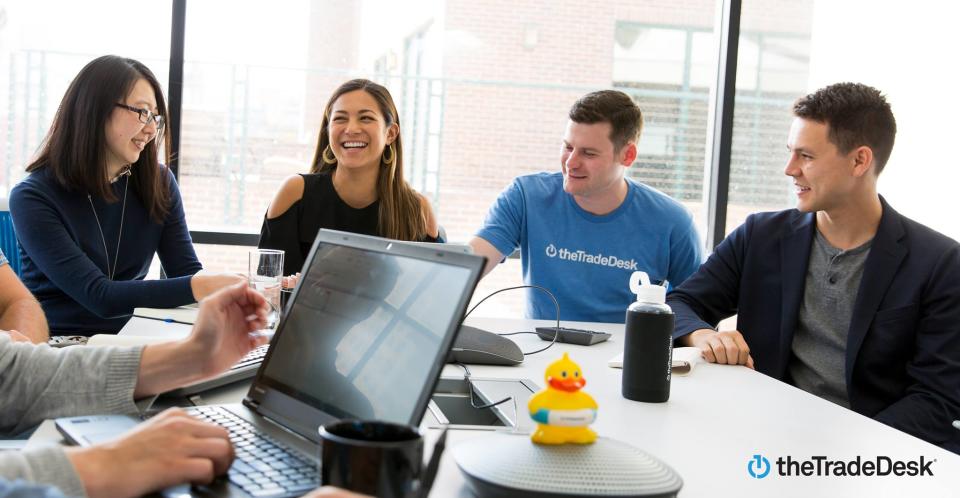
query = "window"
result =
(614, 24, 716, 237)
(726, 1, 960, 243)
(179, 0, 718, 316)
(725, 0, 813, 233)
(0, 0, 172, 195)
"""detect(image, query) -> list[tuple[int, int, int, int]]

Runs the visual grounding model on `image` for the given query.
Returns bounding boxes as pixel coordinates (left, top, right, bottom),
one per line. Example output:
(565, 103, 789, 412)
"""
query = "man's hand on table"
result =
(682, 328, 755, 369)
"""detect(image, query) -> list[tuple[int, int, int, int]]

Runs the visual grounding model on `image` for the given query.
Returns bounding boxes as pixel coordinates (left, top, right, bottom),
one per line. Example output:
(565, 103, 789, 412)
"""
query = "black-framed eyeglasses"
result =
(115, 103, 165, 130)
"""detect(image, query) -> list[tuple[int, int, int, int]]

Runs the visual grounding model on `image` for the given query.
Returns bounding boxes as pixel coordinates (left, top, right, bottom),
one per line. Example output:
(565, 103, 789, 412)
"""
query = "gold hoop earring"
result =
(322, 144, 337, 165)
(382, 143, 396, 166)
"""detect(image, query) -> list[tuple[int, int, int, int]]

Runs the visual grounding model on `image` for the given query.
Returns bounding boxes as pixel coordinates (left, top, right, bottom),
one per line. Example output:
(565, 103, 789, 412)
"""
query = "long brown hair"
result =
(310, 79, 428, 241)
(26, 55, 172, 223)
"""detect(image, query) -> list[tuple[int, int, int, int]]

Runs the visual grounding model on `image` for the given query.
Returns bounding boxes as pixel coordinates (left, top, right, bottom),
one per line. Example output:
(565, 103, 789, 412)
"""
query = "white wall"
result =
(809, 0, 960, 240)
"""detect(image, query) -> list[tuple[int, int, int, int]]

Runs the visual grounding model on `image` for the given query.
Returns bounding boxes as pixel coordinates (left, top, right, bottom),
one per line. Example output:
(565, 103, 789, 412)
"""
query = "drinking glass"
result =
(249, 249, 284, 329)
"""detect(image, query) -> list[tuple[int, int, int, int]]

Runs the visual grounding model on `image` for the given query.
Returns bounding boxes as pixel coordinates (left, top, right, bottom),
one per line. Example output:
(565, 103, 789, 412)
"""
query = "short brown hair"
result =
(793, 82, 897, 174)
(568, 90, 643, 151)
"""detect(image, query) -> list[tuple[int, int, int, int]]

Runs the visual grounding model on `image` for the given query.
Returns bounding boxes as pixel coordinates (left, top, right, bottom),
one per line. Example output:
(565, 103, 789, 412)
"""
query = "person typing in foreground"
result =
(0, 280, 366, 498)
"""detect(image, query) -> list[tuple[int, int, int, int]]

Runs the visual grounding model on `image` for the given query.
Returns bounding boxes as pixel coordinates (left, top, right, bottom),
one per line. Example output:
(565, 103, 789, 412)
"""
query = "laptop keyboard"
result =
(231, 344, 270, 370)
(186, 406, 318, 497)
(230, 344, 270, 370)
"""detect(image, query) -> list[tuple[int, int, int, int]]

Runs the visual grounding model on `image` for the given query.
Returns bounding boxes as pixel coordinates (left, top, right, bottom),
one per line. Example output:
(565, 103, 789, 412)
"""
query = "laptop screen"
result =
(255, 233, 479, 425)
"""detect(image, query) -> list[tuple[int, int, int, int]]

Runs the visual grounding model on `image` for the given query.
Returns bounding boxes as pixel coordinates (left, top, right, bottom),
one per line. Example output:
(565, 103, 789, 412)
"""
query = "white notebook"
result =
(132, 305, 199, 325)
(87, 334, 173, 347)
(608, 346, 703, 376)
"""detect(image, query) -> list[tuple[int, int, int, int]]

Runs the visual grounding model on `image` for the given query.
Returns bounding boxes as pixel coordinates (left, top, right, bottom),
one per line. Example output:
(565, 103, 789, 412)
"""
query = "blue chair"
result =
(0, 198, 22, 277)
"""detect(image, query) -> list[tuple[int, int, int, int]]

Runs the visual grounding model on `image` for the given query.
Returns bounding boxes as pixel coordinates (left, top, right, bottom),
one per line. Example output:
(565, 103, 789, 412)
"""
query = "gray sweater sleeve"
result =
(0, 336, 144, 496)
(0, 447, 86, 497)
(0, 473, 76, 498)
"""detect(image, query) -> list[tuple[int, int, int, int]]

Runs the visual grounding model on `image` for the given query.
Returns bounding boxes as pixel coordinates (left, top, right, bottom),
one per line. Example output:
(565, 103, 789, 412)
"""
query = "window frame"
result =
(166, 0, 744, 252)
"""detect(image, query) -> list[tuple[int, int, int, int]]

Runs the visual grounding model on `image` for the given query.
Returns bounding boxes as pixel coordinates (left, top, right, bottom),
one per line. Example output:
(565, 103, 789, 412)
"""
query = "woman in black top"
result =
(259, 79, 440, 275)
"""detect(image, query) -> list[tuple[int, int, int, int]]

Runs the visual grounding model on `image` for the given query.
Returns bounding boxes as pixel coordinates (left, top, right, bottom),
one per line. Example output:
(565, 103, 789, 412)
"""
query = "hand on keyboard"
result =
(64, 408, 233, 498)
(190, 406, 321, 497)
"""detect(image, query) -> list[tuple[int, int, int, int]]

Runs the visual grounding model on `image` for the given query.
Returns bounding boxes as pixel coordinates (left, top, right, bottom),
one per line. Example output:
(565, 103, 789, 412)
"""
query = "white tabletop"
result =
(119, 307, 197, 338)
(423, 318, 960, 497)
(42, 315, 960, 497)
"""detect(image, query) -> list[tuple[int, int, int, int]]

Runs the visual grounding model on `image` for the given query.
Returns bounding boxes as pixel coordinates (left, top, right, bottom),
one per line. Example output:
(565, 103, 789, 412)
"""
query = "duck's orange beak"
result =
(548, 376, 586, 392)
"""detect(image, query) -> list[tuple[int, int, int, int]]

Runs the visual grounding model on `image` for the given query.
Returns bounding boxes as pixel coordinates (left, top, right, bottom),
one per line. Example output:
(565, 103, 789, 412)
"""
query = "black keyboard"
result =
(186, 406, 318, 497)
(231, 344, 270, 370)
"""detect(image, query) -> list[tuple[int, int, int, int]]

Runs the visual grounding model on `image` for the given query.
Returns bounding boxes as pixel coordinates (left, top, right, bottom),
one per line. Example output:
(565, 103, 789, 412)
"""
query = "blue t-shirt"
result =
(476, 172, 703, 323)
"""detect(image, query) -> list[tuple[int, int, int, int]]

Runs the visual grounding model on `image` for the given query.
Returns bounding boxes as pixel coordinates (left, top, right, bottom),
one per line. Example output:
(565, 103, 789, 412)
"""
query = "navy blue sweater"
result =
(9, 167, 201, 335)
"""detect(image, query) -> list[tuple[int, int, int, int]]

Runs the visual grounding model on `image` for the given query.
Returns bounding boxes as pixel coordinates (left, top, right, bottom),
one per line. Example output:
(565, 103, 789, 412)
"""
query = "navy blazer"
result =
(668, 198, 960, 453)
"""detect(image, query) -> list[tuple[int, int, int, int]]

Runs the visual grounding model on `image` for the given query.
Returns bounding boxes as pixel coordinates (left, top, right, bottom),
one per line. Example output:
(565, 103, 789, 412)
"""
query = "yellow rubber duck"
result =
(528, 353, 598, 445)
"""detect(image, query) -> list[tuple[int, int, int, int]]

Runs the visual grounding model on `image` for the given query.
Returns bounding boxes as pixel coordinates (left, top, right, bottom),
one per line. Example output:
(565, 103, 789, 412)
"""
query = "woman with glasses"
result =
(8, 55, 242, 336)
(258, 79, 441, 276)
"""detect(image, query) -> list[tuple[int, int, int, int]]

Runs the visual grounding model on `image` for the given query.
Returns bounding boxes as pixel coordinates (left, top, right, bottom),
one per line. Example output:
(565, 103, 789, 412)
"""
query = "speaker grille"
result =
(453, 433, 683, 496)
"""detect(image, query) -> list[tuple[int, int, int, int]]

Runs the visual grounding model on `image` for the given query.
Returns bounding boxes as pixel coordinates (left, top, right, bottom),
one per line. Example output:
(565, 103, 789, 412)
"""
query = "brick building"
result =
(0, 0, 812, 315)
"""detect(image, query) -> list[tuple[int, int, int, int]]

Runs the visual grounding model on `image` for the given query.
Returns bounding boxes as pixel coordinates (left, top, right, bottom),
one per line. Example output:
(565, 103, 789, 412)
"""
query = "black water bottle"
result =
(622, 273, 674, 403)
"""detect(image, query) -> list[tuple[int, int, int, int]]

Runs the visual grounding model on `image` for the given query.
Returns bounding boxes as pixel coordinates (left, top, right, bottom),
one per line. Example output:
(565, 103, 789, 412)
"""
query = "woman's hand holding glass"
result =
(190, 272, 247, 301)
(249, 249, 285, 330)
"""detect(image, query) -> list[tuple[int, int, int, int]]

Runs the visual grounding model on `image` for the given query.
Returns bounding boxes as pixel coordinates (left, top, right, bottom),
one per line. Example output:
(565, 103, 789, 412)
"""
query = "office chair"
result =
(0, 197, 22, 277)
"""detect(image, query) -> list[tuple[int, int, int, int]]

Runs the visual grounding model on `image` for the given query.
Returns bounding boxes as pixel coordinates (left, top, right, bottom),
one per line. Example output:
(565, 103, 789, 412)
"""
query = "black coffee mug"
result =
(319, 420, 425, 498)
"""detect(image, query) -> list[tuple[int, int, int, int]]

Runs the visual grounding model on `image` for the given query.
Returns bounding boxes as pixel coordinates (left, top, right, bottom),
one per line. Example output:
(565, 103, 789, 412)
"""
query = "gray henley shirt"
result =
(788, 230, 872, 408)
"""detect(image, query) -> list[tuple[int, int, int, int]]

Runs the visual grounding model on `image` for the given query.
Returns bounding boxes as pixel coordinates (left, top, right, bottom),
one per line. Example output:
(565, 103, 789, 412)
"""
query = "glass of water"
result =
(249, 249, 284, 329)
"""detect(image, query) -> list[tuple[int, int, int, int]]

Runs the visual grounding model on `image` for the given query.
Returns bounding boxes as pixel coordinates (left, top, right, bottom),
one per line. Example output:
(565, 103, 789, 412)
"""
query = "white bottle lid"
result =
(629, 271, 666, 304)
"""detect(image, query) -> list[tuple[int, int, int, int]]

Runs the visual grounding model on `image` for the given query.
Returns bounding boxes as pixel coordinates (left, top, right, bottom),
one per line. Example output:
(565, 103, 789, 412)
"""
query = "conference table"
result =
(29, 315, 960, 497)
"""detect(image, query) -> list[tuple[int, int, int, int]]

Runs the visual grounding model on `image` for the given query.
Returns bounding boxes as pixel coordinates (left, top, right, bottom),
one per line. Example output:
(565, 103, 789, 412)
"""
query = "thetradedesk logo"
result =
(747, 454, 936, 479)
(544, 244, 639, 270)
(748, 454, 771, 479)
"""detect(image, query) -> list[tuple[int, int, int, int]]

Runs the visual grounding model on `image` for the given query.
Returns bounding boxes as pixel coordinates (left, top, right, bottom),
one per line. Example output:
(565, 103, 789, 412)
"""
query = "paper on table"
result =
(88, 334, 174, 347)
(608, 346, 703, 376)
(132, 306, 199, 325)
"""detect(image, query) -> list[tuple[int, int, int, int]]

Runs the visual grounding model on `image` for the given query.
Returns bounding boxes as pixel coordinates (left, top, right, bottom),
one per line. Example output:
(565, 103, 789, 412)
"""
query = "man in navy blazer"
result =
(668, 82, 960, 453)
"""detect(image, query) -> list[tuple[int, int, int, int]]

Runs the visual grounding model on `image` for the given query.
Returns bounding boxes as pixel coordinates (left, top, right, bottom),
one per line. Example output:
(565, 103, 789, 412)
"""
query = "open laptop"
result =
(397, 240, 474, 254)
(162, 238, 471, 396)
(57, 229, 484, 497)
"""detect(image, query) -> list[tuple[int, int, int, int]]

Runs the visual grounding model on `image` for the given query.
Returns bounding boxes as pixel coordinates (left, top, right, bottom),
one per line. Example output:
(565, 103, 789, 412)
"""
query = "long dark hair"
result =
(310, 79, 428, 241)
(26, 55, 172, 222)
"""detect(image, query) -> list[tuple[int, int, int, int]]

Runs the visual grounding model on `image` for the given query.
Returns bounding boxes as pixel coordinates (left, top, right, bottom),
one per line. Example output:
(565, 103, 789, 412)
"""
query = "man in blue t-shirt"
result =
(470, 90, 703, 323)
